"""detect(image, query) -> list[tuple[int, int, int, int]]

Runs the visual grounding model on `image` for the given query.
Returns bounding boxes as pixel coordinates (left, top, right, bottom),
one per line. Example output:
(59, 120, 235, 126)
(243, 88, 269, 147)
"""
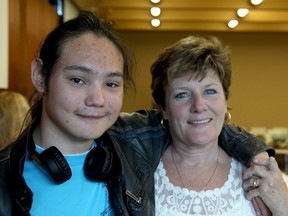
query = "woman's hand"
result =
(243, 157, 288, 216)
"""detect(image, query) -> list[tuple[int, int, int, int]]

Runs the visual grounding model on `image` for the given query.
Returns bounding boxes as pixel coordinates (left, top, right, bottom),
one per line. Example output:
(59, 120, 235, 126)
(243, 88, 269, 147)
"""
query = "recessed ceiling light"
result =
(151, 19, 161, 27)
(237, 8, 249, 17)
(151, 7, 161, 17)
(150, 0, 160, 3)
(250, 0, 264, 6)
(228, 20, 239, 28)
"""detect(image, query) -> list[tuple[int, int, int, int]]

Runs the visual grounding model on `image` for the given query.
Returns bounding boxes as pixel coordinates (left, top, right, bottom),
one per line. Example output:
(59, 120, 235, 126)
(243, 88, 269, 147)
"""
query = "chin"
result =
(75, 129, 105, 140)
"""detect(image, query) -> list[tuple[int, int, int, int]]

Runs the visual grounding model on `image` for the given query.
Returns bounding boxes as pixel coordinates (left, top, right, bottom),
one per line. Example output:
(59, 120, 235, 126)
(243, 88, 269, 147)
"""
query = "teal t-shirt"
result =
(23, 143, 114, 216)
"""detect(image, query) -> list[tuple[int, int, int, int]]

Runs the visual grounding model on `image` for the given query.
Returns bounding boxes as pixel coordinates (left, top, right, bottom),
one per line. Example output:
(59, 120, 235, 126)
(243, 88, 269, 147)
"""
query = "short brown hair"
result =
(151, 35, 232, 109)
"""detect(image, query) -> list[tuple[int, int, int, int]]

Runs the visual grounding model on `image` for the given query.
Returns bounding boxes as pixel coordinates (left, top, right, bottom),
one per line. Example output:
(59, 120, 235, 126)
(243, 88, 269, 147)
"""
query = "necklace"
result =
(170, 146, 220, 191)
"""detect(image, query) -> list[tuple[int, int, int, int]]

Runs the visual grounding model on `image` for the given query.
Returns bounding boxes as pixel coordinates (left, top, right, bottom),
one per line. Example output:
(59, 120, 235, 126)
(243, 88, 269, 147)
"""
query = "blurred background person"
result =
(0, 91, 30, 148)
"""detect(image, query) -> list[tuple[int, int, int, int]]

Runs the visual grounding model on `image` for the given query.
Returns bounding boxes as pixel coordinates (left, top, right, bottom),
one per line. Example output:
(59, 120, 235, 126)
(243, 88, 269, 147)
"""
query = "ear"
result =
(31, 58, 45, 93)
(160, 105, 168, 120)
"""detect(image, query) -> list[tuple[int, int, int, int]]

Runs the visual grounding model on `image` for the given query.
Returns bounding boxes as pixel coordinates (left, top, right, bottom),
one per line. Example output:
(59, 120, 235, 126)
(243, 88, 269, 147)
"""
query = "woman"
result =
(0, 12, 275, 216)
(151, 35, 286, 215)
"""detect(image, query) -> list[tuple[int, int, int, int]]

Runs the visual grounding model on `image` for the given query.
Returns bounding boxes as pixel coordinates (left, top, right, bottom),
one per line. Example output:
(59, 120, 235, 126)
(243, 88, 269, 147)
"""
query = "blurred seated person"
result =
(0, 91, 30, 148)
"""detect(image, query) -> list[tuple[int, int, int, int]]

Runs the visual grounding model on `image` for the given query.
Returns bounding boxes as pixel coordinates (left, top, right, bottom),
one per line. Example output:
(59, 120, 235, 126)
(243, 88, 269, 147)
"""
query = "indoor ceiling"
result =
(71, 0, 288, 32)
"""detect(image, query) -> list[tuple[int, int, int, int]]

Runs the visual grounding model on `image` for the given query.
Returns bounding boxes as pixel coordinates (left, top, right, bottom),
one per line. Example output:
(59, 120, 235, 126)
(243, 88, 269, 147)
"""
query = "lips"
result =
(187, 118, 212, 125)
(77, 114, 105, 119)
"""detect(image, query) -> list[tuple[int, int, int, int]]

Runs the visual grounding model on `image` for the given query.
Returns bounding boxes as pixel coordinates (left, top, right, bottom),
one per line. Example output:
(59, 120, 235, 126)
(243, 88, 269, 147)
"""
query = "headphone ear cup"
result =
(39, 146, 72, 184)
(84, 145, 114, 182)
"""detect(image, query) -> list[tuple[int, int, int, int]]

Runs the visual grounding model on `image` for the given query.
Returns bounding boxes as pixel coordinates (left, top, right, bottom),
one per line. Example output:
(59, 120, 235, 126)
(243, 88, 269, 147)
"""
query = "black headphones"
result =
(27, 132, 119, 184)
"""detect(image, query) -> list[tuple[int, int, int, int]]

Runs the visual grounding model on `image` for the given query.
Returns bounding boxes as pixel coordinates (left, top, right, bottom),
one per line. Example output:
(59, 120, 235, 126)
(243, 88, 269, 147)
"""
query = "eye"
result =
(106, 82, 119, 88)
(71, 77, 85, 85)
(174, 92, 190, 99)
(204, 89, 217, 95)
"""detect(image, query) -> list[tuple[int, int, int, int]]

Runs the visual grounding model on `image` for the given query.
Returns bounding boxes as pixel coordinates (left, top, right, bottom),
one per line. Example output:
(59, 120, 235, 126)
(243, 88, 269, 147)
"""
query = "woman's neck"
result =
(163, 143, 231, 191)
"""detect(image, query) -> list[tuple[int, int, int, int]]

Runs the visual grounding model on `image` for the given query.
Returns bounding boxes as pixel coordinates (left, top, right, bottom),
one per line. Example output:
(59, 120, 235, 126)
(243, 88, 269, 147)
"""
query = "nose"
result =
(85, 86, 105, 107)
(191, 94, 207, 113)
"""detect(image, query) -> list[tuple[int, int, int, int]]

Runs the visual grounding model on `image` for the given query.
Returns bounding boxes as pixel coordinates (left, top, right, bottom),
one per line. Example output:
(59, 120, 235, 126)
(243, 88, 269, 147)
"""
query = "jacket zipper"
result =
(125, 190, 142, 204)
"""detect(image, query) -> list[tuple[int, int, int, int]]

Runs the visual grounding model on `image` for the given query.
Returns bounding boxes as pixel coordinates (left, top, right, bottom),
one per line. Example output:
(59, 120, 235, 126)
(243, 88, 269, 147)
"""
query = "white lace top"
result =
(154, 158, 256, 216)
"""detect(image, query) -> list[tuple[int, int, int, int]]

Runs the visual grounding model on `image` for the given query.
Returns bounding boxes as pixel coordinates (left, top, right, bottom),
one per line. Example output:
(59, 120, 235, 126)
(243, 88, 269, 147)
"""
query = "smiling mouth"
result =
(78, 114, 105, 119)
(188, 119, 212, 125)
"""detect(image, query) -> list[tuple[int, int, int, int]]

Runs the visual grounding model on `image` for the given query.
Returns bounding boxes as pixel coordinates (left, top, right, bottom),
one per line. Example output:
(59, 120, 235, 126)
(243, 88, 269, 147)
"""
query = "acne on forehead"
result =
(92, 37, 123, 61)
(50, 35, 124, 82)
(65, 34, 122, 58)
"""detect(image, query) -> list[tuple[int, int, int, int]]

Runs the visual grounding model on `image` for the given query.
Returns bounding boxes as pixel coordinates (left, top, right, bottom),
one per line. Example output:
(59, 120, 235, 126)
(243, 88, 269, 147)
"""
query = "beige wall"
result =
(119, 31, 288, 130)
(0, 0, 9, 88)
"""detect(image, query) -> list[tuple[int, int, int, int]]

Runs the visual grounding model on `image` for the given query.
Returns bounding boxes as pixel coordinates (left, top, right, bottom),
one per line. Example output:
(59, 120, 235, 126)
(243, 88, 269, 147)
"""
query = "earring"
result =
(225, 112, 232, 124)
(161, 119, 168, 129)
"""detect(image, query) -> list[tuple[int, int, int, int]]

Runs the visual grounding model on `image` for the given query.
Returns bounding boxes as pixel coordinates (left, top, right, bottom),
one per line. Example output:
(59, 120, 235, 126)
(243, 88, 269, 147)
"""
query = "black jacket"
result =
(0, 110, 274, 216)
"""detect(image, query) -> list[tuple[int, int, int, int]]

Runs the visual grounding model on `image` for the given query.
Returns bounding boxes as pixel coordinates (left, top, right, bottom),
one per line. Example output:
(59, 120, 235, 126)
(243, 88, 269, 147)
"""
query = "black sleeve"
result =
(219, 123, 275, 167)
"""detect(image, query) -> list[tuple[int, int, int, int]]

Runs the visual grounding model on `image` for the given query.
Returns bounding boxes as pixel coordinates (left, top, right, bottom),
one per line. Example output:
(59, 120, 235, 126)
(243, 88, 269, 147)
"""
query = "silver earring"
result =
(161, 119, 168, 129)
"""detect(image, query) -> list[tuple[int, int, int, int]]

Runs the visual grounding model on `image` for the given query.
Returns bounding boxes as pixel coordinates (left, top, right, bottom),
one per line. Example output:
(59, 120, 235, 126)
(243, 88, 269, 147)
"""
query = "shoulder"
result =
(0, 144, 12, 164)
(116, 109, 161, 127)
(107, 110, 169, 162)
(0, 145, 13, 182)
(110, 109, 165, 136)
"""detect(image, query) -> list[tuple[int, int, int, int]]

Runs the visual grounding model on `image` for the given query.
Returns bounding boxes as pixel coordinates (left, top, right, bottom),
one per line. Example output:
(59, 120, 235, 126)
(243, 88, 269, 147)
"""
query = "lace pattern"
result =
(154, 159, 256, 216)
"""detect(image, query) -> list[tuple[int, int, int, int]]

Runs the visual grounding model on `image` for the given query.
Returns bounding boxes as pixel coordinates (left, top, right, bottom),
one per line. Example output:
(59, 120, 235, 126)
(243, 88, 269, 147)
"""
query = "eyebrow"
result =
(203, 82, 221, 88)
(64, 65, 124, 78)
(64, 65, 94, 74)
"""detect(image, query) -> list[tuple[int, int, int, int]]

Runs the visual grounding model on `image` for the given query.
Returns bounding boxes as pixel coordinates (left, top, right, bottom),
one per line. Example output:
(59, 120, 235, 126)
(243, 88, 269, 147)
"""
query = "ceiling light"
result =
(237, 8, 249, 17)
(150, 7, 161, 17)
(150, 0, 160, 3)
(228, 20, 239, 28)
(250, 0, 264, 5)
(151, 19, 161, 27)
